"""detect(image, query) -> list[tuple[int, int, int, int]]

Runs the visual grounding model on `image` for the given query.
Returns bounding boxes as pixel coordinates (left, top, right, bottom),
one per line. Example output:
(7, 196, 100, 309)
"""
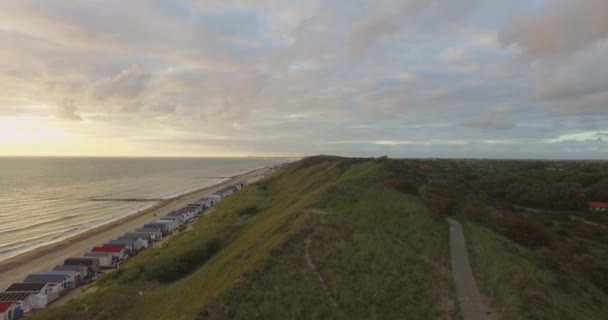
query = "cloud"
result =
(88, 66, 150, 101)
(461, 114, 515, 130)
(56, 100, 82, 121)
(548, 91, 608, 117)
(500, 0, 608, 56)
(440, 47, 468, 63)
(348, 0, 432, 53)
(531, 40, 608, 99)
(236, 72, 267, 97)
(0, 0, 606, 158)
(548, 131, 608, 143)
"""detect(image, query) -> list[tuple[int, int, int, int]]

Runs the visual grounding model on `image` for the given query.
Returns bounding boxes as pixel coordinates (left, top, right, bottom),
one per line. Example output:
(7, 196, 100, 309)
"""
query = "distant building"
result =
(589, 202, 608, 212)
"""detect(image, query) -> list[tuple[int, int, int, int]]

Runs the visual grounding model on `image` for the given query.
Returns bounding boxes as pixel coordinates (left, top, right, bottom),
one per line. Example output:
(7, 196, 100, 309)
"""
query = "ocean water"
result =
(0, 157, 288, 261)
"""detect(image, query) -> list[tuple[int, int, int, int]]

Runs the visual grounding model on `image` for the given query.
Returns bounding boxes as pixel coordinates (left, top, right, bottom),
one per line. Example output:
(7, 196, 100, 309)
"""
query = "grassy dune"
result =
(461, 220, 608, 319)
(202, 165, 453, 319)
(32, 157, 454, 320)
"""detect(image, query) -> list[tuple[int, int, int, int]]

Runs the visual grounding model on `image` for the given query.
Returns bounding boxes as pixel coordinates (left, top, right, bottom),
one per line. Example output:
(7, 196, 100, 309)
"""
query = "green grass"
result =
(201, 163, 454, 319)
(461, 219, 608, 319)
(31, 157, 455, 320)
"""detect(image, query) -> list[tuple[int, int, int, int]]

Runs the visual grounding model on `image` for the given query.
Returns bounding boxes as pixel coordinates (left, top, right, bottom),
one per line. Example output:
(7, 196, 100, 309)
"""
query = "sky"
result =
(0, 0, 607, 159)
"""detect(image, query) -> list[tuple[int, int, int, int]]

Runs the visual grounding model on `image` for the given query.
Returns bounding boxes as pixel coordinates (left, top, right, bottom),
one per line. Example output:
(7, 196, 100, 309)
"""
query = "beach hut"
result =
(0, 292, 32, 315)
(102, 243, 133, 256)
(124, 232, 153, 243)
(172, 209, 196, 221)
(135, 228, 163, 241)
(213, 188, 230, 199)
(91, 246, 126, 261)
(116, 236, 148, 250)
(186, 203, 203, 215)
(0, 291, 46, 311)
(63, 257, 100, 275)
(208, 195, 222, 205)
(156, 219, 179, 232)
(23, 274, 69, 292)
(0, 301, 20, 320)
(53, 265, 88, 280)
(159, 216, 184, 227)
(36, 271, 80, 288)
(83, 252, 114, 268)
(3, 282, 60, 308)
(4, 283, 57, 296)
(142, 223, 171, 236)
(0, 282, 61, 312)
(108, 238, 145, 254)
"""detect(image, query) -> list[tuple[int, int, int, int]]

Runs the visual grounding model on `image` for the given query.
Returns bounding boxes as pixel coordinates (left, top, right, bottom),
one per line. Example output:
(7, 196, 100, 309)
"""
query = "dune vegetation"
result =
(32, 156, 455, 320)
(32, 156, 608, 320)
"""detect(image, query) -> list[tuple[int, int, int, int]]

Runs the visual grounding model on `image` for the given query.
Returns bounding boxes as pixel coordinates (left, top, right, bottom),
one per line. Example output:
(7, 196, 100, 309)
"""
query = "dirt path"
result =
(448, 218, 487, 320)
(304, 233, 340, 310)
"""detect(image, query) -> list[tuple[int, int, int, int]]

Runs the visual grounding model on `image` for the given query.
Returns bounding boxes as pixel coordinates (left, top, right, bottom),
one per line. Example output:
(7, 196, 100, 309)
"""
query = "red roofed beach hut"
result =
(0, 301, 21, 319)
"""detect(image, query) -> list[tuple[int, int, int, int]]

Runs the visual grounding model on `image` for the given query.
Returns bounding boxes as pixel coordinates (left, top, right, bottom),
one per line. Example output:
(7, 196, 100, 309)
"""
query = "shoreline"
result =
(0, 176, 233, 262)
(0, 166, 271, 290)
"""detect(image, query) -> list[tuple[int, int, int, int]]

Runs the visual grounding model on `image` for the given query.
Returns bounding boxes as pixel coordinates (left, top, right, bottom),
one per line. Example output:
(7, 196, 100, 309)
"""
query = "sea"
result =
(0, 157, 290, 262)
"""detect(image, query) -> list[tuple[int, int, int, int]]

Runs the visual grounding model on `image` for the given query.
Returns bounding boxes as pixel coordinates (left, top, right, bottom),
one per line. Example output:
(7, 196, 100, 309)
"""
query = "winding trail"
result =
(448, 218, 487, 320)
(304, 233, 340, 309)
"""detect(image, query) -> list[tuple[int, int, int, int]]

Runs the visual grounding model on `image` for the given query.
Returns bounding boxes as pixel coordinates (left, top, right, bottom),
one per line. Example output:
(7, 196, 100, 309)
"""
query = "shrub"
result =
(238, 205, 259, 216)
(498, 212, 549, 248)
(385, 177, 419, 195)
(144, 238, 222, 282)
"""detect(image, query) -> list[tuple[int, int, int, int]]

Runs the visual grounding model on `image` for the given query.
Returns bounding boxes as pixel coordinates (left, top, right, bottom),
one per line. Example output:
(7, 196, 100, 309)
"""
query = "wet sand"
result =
(0, 166, 272, 290)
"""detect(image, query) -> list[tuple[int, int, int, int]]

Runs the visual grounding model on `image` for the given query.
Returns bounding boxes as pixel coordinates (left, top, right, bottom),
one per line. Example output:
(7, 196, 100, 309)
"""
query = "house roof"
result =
(5, 282, 47, 292)
(103, 243, 129, 248)
(92, 246, 123, 253)
(136, 228, 161, 233)
(37, 270, 78, 277)
(24, 274, 67, 283)
(0, 301, 16, 313)
(0, 292, 34, 303)
(108, 239, 135, 244)
(65, 257, 99, 264)
(589, 202, 608, 209)
(84, 252, 113, 258)
(53, 265, 86, 272)
(125, 232, 152, 238)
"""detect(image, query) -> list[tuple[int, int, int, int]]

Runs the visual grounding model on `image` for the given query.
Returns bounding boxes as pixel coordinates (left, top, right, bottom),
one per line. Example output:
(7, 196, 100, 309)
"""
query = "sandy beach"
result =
(0, 166, 272, 290)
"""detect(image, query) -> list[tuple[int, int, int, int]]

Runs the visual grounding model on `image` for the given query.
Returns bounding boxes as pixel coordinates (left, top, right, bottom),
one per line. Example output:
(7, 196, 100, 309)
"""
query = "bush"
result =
(385, 177, 419, 195)
(498, 212, 550, 248)
(238, 205, 259, 216)
(145, 238, 222, 282)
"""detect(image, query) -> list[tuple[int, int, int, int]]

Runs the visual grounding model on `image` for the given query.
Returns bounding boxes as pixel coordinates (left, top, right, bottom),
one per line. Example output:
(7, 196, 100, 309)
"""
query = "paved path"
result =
(448, 218, 486, 320)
